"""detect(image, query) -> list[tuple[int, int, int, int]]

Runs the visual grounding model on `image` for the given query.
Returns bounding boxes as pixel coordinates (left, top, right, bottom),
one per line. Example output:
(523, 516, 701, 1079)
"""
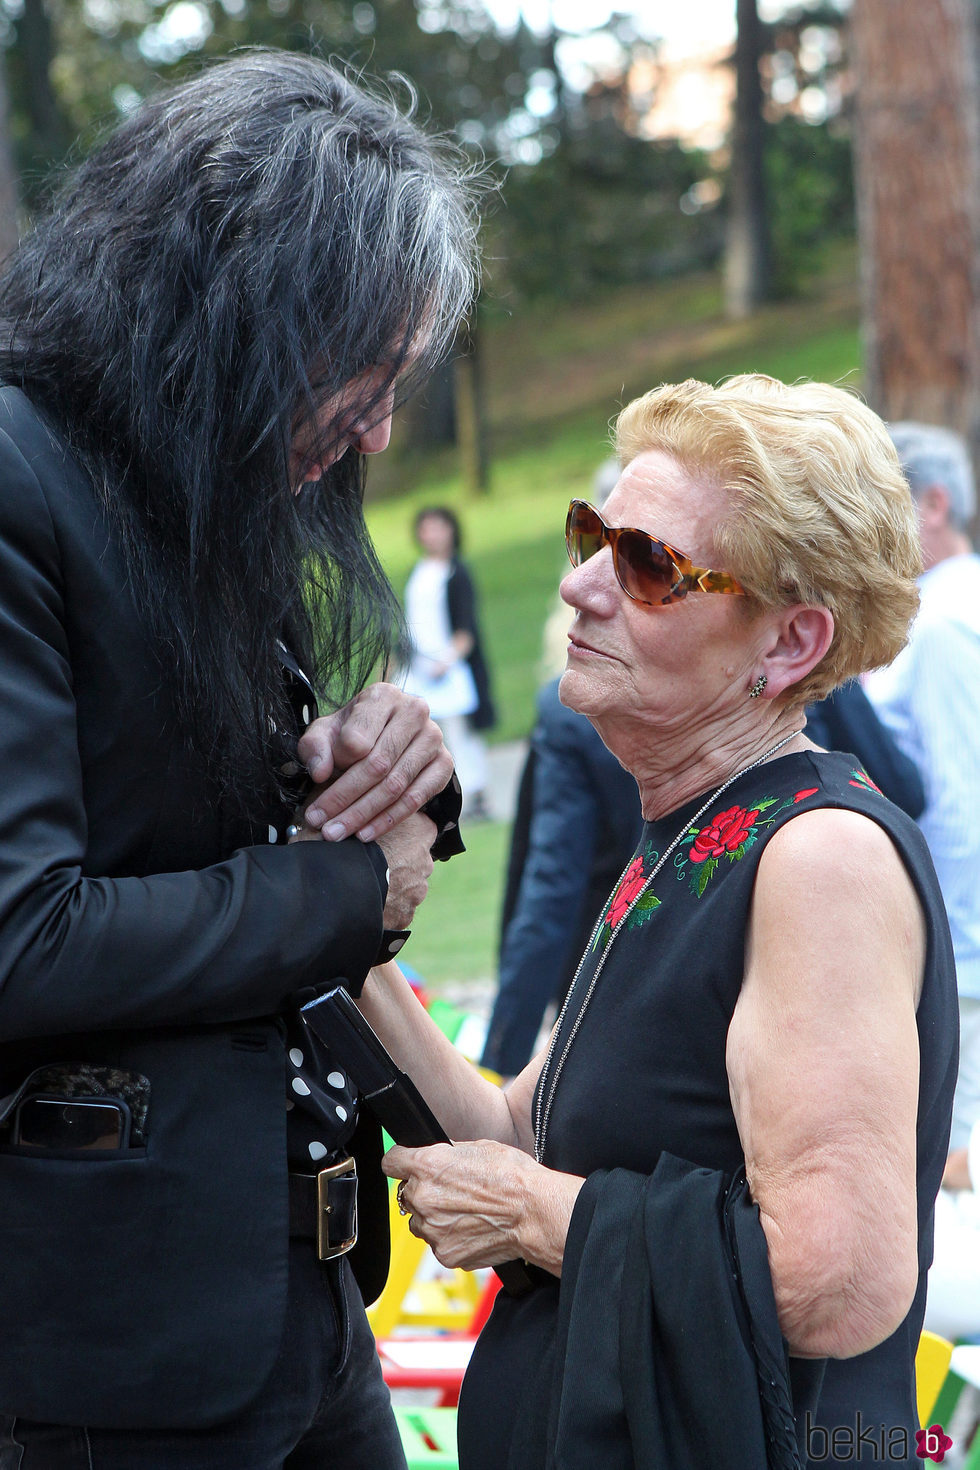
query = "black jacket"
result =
(0, 388, 391, 1429)
(544, 1155, 804, 1470)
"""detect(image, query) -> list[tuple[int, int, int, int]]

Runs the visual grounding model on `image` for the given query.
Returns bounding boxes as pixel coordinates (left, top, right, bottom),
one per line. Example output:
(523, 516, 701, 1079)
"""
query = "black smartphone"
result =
(12, 1095, 132, 1150)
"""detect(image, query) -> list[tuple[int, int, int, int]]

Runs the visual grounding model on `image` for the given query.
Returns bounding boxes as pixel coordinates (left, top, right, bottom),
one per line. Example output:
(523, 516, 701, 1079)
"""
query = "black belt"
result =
(288, 1155, 358, 1261)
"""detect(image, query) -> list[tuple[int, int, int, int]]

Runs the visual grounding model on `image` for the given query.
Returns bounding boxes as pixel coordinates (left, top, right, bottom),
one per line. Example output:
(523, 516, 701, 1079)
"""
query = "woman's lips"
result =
(568, 634, 615, 660)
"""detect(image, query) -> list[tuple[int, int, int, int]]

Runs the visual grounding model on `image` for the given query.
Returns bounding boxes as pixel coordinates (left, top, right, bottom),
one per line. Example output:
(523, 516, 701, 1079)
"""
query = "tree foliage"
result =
(496, 99, 717, 301)
(0, 0, 855, 303)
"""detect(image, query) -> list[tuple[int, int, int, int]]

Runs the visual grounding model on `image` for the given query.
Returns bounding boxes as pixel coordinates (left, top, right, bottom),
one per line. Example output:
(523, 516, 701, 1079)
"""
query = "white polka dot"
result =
(327, 1071, 346, 1090)
(388, 937, 406, 955)
(308, 1141, 328, 1161)
(291, 1077, 311, 1097)
(288, 1048, 304, 1068)
(285, 1099, 295, 1111)
(267, 825, 278, 843)
(335, 1104, 348, 1122)
(301, 704, 311, 725)
(384, 867, 391, 884)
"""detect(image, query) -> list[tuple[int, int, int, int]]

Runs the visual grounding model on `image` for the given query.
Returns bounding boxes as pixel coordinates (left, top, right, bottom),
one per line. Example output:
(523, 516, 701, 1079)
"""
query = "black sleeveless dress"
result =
(458, 749, 958, 1470)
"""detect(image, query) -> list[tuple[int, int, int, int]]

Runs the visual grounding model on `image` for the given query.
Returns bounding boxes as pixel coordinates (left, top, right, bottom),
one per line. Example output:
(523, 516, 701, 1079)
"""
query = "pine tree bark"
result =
(851, 0, 980, 464)
(454, 314, 490, 496)
(20, 0, 67, 167)
(725, 0, 771, 319)
(0, 60, 20, 262)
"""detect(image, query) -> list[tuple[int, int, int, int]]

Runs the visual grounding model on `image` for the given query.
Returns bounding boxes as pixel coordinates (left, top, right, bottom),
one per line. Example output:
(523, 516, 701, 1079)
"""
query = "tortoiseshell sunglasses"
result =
(565, 499, 746, 607)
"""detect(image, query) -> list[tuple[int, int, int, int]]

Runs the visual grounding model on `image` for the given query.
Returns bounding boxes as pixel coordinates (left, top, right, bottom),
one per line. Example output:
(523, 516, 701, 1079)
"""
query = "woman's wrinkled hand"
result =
(296, 684, 453, 843)
(383, 1140, 583, 1277)
(374, 812, 437, 930)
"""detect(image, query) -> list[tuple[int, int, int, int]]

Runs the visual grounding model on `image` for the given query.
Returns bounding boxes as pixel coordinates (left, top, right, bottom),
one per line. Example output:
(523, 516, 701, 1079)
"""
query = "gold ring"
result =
(396, 1180, 409, 1216)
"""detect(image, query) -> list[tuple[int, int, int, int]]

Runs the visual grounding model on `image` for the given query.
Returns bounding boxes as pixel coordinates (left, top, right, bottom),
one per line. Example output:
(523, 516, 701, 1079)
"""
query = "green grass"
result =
(367, 246, 861, 750)
(367, 437, 598, 745)
(367, 246, 862, 986)
(405, 818, 510, 988)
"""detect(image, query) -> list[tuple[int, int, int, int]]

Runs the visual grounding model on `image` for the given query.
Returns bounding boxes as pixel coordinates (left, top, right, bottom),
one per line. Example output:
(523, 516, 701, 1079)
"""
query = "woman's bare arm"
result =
(727, 807, 925, 1359)
(357, 960, 544, 1154)
(360, 963, 585, 1274)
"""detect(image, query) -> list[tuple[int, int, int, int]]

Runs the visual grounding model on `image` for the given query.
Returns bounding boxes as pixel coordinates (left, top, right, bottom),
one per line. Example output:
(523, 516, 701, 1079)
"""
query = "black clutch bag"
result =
(301, 986, 543, 1296)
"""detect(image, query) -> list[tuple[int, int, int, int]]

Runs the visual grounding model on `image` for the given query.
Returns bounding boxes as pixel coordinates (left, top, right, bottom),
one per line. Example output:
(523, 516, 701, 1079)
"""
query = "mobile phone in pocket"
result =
(11, 1095, 132, 1150)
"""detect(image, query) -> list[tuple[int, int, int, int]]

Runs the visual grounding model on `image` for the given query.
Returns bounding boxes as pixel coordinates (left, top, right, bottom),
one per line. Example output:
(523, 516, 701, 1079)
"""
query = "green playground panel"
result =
(395, 1407, 459, 1470)
(426, 998, 468, 1045)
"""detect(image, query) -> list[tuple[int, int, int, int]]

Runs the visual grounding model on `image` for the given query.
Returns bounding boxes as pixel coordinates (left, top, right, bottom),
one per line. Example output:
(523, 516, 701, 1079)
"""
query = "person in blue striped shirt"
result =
(866, 422, 980, 1148)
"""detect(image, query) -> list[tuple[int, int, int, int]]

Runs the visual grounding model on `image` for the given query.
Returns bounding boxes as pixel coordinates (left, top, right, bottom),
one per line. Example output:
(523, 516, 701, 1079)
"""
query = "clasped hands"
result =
(285, 682, 445, 928)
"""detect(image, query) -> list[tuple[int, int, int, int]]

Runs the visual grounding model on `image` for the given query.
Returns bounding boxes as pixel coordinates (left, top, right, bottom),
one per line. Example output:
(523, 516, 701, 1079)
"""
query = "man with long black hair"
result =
(0, 50, 479, 1467)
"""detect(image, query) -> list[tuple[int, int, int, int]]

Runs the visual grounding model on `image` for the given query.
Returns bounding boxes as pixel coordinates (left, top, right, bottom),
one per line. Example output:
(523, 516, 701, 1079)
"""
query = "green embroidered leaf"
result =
(731, 843, 746, 861)
(633, 891, 661, 913)
(754, 798, 779, 812)
(696, 858, 717, 896)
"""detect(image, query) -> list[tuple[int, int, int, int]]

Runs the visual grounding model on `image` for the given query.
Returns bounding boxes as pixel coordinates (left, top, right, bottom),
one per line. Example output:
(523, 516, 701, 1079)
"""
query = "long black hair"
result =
(0, 50, 481, 798)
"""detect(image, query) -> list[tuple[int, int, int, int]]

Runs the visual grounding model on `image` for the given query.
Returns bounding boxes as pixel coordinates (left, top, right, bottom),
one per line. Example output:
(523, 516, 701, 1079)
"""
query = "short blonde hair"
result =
(615, 375, 922, 705)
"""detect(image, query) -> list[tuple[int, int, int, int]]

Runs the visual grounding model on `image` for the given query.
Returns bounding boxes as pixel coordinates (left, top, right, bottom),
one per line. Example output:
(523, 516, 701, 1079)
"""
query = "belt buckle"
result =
(317, 1155, 357, 1262)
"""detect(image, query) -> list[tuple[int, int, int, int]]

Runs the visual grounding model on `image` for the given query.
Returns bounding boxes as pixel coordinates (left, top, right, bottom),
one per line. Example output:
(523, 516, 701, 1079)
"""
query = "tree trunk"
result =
(454, 314, 490, 495)
(851, 0, 980, 477)
(0, 60, 21, 262)
(724, 0, 771, 319)
(20, 0, 66, 165)
(398, 359, 456, 451)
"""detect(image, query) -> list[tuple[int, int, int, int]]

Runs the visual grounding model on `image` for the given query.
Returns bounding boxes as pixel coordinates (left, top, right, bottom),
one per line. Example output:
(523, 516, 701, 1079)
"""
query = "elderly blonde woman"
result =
(360, 377, 957, 1469)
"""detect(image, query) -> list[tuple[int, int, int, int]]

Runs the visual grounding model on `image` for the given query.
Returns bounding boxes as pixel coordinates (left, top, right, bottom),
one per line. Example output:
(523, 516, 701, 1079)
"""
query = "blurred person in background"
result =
(366, 376, 957, 1469)
(399, 505, 496, 818)
(481, 462, 642, 1079)
(803, 681, 925, 818)
(865, 422, 980, 1149)
(0, 51, 478, 1467)
(923, 1124, 980, 1343)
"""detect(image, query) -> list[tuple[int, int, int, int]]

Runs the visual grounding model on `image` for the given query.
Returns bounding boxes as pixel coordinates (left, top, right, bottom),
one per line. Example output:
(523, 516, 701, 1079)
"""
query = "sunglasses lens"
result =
(566, 502, 603, 566)
(616, 530, 678, 605)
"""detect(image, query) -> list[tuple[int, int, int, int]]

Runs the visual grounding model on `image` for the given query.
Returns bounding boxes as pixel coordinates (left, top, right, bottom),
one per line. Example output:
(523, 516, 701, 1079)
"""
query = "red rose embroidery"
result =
(690, 805, 760, 863)
(606, 856, 647, 928)
(794, 787, 819, 803)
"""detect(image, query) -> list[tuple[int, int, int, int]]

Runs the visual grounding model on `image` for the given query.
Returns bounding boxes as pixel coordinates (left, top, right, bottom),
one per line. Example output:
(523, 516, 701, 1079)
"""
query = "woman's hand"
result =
(296, 684, 452, 843)
(287, 811, 435, 928)
(383, 1140, 584, 1277)
(373, 812, 436, 930)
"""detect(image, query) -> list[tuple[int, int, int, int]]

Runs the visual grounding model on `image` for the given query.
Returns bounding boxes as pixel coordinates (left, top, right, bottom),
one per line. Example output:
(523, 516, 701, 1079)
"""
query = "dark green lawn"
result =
(365, 247, 862, 986)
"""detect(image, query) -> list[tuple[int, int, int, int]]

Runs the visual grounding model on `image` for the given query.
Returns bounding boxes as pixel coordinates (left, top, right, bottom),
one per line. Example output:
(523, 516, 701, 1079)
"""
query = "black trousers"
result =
(0, 1244, 406, 1470)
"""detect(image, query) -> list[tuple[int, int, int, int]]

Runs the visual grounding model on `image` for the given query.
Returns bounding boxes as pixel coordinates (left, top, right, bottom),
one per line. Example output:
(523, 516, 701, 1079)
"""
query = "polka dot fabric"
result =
(284, 1013, 359, 1170)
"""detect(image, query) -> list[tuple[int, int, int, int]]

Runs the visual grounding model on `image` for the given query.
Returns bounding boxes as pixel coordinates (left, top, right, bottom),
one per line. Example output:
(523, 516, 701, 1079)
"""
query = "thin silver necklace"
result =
(532, 729, 803, 1164)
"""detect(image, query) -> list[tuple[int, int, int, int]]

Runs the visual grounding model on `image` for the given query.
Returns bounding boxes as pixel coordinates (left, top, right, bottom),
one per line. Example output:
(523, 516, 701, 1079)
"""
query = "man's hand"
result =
(373, 812, 437, 930)
(296, 684, 453, 842)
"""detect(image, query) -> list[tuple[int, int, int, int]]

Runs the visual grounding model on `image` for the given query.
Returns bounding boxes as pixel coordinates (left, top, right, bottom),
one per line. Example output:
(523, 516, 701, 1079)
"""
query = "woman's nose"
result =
(559, 549, 618, 614)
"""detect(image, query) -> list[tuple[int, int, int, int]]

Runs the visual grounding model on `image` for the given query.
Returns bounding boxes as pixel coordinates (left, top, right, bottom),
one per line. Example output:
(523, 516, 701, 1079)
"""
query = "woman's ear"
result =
(756, 604, 835, 700)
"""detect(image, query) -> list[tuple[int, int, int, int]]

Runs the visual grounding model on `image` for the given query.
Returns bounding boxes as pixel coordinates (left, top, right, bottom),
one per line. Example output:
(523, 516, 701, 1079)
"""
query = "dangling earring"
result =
(749, 674, 768, 699)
